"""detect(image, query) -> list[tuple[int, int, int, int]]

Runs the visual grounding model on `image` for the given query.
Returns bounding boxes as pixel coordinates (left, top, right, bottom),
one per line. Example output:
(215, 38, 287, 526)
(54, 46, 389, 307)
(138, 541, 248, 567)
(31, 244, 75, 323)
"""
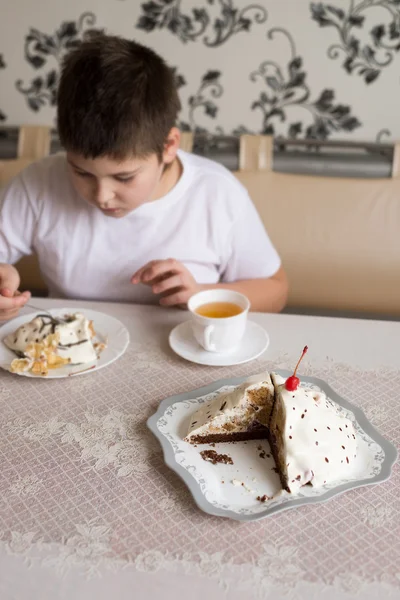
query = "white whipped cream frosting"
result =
(4, 312, 98, 365)
(272, 373, 358, 492)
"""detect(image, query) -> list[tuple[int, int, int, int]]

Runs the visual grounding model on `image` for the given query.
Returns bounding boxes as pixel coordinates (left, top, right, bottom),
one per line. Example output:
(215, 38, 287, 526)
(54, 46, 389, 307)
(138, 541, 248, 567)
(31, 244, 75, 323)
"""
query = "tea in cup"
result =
(188, 289, 250, 353)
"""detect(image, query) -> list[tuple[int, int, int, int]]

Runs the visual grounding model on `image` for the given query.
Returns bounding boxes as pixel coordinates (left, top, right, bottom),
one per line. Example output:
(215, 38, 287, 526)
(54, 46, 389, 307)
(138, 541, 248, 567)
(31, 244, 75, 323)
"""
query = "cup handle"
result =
(203, 325, 216, 352)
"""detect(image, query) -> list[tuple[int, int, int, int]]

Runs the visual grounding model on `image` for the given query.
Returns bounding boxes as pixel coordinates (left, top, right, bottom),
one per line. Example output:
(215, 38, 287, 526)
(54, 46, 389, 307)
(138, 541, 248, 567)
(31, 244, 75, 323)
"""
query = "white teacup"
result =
(188, 289, 250, 353)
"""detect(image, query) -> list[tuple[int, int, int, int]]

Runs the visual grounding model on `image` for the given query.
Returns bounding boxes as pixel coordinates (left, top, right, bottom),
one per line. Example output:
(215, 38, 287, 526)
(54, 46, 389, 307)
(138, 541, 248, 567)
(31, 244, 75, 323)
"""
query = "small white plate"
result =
(0, 308, 130, 378)
(169, 320, 269, 366)
(148, 373, 398, 521)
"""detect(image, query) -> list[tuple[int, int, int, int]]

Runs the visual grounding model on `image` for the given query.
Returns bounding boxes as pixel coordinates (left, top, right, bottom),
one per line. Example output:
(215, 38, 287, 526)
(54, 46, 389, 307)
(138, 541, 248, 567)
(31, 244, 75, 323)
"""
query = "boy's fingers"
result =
(152, 274, 183, 294)
(131, 260, 158, 284)
(0, 289, 31, 309)
(0, 287, 13, 297)
(159, 288, 190, 307)
(142, 259, 179, 282)
(132, 259, 180, 284)
(0, 307, 21, 321)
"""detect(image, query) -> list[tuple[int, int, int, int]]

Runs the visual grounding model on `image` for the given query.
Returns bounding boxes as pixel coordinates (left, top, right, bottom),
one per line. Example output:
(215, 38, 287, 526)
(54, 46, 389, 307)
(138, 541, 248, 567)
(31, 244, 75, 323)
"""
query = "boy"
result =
(0, 34, 288, 322)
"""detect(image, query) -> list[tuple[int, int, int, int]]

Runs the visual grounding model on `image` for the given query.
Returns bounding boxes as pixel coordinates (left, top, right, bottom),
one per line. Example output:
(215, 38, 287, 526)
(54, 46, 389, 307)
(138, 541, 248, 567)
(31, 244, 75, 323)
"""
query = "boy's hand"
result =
(131, 259, 200, 307)
(0, 264, 31, 321)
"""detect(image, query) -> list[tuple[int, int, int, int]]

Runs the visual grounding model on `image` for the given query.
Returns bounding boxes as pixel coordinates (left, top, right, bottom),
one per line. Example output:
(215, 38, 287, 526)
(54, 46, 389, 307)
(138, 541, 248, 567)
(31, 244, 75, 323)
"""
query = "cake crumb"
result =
(256, 494, 270, 503)
(200, 450, 233, 465)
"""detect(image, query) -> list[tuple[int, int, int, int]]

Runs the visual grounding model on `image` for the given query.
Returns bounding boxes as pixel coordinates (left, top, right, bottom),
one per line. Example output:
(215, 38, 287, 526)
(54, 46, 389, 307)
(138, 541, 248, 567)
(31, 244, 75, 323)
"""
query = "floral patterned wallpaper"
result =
(1, 0, 400, 142)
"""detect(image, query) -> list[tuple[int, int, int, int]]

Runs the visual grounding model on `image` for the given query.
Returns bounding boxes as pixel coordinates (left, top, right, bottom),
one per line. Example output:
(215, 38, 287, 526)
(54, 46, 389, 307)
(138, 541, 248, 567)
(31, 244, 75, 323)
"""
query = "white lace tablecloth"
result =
(1, 299, 399, 600)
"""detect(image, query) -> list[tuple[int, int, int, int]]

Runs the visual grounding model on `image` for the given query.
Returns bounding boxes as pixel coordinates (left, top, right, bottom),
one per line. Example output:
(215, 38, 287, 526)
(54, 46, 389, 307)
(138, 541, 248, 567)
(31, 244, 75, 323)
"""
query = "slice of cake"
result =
(269, 373, 358, 493)
(185, 348, 358, 495)
(4, 312, 105, 374)
(185, 373, 275, 444)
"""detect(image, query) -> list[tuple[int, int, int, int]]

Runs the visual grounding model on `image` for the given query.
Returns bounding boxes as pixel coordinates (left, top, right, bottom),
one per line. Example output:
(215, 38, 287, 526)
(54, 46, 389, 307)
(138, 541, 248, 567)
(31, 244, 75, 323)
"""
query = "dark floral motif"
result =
(177, 69, 223, 132)
(171, 66, 187, 90)
(16, 12, 100, 112)
(311, 1, 400, 84)
(0, 54, 6, 121)
(136, 0, 267, 47)
(376, 128, 391, 141)
(243, 27, 361, 140)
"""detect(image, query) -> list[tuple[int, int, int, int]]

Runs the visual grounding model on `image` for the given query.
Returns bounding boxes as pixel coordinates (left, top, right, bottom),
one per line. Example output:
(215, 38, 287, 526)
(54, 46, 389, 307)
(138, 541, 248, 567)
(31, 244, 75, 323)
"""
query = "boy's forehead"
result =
(66, 151, 154, 175)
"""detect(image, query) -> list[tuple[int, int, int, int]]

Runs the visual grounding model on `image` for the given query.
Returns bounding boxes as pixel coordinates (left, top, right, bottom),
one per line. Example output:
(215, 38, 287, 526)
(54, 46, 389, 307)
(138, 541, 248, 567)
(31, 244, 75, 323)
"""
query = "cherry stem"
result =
(293, 346, 308, 377)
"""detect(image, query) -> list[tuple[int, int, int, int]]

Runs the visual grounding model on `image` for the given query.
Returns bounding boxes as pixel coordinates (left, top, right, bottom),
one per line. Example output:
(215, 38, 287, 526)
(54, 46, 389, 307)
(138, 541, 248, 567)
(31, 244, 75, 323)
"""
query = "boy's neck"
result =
(151, 155, 183, 202)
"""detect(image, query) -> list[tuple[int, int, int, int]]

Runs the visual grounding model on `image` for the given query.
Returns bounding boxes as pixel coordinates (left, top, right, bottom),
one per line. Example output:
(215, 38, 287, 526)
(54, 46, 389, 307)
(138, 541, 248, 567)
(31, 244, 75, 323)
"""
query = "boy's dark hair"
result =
(57, 34, 181, 160)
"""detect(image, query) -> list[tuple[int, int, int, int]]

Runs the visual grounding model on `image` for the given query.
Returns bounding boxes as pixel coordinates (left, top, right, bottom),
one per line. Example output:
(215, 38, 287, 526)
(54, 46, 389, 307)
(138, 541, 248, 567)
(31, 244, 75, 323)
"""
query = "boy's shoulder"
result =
(2, 153, 71, 207)
(179, 150, 247, 195)
(17, 152, 68, 184)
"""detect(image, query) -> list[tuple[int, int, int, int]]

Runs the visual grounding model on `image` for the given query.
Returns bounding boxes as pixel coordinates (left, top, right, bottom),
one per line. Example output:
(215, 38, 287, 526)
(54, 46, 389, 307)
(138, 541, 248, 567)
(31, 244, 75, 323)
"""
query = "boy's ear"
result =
(163, 127, 181, 164)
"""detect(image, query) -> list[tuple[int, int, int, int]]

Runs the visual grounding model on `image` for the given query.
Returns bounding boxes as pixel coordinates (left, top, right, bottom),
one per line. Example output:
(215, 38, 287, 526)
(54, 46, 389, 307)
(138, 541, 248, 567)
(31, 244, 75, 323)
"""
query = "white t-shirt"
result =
(0, 150, 280, 303)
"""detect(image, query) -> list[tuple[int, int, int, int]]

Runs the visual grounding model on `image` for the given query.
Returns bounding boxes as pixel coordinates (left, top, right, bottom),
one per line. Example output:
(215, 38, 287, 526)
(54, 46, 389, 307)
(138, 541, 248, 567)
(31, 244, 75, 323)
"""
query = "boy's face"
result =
(66, 129, 181, 218)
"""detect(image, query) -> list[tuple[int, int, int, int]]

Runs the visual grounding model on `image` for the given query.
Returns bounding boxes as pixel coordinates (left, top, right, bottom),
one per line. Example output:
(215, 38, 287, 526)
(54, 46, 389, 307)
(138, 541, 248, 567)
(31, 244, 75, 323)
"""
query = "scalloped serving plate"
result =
(147, 371, 397, 521)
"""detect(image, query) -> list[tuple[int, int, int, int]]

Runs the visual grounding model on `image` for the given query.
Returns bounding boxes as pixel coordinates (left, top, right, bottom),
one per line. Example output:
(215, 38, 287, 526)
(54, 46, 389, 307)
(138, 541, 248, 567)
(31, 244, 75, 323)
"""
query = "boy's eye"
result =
(115, 176, 134, 183)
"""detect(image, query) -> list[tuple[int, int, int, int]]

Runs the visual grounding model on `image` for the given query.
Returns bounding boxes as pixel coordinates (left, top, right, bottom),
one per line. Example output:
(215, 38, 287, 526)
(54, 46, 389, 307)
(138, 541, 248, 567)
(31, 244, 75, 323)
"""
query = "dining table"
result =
(0, 297, 399, 600)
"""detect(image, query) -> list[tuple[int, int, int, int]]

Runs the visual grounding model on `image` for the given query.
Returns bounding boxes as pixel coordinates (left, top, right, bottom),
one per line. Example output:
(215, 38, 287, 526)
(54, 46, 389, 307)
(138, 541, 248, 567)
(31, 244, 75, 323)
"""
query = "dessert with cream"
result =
(4, 312, 105, 375)
(185, 347, 358, 494)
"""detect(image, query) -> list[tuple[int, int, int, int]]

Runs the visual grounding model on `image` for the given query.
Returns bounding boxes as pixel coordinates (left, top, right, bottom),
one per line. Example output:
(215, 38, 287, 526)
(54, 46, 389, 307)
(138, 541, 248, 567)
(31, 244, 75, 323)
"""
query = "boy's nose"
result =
(93, 182, 115, 206)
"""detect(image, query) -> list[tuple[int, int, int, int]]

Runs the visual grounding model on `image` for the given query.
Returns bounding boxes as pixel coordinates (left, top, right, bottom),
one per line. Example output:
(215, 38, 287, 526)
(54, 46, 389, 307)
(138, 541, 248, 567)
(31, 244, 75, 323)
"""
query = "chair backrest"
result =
(234, 135, 400, 316)
(0, 126, 51, 185)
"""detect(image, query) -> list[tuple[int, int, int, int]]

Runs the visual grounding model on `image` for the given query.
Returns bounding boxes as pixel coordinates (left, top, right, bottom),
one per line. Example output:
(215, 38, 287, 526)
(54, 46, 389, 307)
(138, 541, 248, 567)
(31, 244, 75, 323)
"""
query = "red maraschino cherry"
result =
(285, 346, 308, 391)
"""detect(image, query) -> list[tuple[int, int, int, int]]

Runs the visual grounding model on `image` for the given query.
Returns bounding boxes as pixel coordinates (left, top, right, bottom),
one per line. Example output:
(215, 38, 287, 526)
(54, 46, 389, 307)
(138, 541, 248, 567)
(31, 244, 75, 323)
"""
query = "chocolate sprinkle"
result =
(346, 457, 349, 464)
(325, 457, 329, 463)
(220, 401, 227, 411)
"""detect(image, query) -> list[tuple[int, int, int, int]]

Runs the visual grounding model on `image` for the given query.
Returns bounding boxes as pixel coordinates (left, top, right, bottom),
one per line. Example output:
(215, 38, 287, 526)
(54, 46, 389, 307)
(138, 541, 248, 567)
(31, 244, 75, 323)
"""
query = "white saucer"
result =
(169, 320, 269, 366)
